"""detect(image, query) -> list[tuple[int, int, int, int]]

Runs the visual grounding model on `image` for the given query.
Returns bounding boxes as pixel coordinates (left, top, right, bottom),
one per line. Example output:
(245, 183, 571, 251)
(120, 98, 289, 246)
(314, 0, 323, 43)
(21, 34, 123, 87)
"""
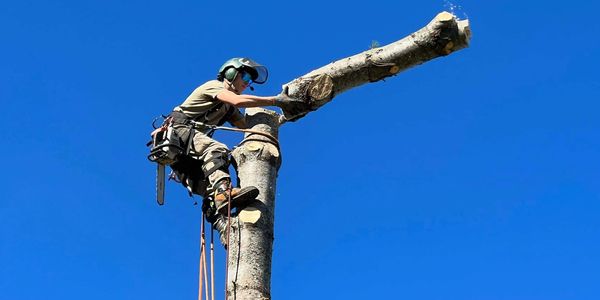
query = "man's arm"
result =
(217, 89, 311, 122)
(216, 90, 276, 108)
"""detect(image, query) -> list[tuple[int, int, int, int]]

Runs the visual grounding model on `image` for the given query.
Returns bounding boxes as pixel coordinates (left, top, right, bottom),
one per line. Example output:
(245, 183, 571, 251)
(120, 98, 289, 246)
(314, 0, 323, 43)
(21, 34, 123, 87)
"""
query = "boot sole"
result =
(217, 186, 259, 212)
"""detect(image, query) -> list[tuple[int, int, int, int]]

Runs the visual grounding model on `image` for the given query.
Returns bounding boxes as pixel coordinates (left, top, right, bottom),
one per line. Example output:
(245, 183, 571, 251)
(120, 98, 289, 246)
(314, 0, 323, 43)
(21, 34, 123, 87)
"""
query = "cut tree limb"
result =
(280, 11, 471, 124)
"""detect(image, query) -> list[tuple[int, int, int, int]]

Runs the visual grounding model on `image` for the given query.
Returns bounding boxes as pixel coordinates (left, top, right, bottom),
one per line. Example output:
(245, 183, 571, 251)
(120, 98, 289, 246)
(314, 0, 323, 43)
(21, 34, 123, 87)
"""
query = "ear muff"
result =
(224, 67, 238, 81)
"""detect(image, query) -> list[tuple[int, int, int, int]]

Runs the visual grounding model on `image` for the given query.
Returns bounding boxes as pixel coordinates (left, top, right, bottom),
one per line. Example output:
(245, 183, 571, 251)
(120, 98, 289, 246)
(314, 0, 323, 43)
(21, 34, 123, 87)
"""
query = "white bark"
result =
(229, 108, 281, 300)
(280, 11, 471, 124)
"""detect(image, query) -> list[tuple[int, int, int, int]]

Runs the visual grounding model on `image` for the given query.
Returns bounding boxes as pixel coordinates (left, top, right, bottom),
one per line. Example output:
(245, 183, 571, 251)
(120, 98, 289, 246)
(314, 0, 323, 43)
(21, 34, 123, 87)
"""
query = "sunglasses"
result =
(241, 72, 253, 84)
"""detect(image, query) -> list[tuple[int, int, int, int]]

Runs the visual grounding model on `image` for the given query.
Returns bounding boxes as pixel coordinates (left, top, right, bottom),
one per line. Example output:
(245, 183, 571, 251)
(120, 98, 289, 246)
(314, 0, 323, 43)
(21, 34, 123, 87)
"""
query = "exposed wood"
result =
(280, 11, 471, 124)
(239, 207, 262, 224)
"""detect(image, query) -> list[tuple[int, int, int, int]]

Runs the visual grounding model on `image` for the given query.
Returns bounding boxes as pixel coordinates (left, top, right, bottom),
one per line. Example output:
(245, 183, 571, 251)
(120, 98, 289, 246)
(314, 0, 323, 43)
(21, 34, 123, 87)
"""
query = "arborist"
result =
(164, 57, 307, 246)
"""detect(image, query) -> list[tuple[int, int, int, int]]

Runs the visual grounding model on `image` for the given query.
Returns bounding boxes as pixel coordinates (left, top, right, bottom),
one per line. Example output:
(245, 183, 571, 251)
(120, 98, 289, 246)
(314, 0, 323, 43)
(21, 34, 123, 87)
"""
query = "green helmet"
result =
(217, 57, 268, 84)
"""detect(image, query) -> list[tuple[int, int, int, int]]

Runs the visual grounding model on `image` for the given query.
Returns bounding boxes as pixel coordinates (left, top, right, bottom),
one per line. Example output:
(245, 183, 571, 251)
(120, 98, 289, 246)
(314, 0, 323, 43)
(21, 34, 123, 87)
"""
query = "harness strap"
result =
(186, 126, 195, 155)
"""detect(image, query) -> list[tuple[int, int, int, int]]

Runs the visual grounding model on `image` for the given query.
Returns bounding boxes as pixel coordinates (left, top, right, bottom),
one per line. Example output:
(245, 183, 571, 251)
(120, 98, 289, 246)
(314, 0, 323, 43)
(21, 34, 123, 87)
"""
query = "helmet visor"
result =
(239, 58, 269, 84)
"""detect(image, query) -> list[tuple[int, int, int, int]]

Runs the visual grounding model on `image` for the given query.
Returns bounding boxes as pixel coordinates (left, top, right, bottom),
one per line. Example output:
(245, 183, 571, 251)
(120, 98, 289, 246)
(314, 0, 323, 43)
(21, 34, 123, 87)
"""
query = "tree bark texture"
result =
(229, 108, 281, 300)
(280, 11, 471, 124)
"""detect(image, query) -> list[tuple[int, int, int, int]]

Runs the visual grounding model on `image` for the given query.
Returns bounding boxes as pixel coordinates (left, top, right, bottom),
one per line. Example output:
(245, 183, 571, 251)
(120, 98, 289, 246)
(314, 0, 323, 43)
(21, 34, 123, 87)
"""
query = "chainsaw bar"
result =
(156, 163, 165, 205)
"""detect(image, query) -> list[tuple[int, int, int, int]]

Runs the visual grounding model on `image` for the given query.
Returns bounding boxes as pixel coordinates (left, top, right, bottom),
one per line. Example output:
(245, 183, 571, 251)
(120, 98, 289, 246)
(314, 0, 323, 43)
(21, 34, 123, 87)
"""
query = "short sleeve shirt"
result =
(173, 80, 243, 125)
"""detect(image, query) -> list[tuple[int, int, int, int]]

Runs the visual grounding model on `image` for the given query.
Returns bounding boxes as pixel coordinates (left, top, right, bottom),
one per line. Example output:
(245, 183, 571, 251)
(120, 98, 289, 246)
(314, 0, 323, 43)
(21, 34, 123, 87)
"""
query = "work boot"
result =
(213, 180, 259, 213)
(202, 199, 231, 249)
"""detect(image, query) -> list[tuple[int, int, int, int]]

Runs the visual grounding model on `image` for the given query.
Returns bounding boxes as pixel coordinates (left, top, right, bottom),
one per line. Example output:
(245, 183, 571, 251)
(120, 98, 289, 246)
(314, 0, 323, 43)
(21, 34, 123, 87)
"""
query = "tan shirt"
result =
(173, 80, 243, 125)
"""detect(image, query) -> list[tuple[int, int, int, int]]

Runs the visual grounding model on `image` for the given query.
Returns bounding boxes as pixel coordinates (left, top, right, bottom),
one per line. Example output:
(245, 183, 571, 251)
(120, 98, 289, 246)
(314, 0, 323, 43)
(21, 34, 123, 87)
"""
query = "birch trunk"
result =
(228, 108, 281, 300)
(223, 11, 470, 300)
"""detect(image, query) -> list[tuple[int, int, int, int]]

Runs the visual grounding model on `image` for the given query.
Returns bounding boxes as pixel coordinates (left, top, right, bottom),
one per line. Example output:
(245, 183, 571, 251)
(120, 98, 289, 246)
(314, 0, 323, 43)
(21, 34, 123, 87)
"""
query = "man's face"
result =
(231, 70, 252, 94)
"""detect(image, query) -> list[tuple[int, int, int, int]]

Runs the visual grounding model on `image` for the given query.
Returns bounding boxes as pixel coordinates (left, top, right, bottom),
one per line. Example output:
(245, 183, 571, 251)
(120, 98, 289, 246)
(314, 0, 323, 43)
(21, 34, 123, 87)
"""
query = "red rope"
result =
(224, 184, 232, 299)
(198, 214, 205, 300)
(210, 226, 215, 300)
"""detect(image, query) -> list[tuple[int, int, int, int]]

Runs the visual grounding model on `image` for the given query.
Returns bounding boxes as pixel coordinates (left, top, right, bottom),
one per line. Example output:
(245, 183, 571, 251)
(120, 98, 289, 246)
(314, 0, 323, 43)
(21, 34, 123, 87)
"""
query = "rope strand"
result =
(198, 214, 206, 300)
(189, 120, 280, 149)
(202, 245, 209, 300)
(210, 225, 215, 300)
(224, 183, 233, 299)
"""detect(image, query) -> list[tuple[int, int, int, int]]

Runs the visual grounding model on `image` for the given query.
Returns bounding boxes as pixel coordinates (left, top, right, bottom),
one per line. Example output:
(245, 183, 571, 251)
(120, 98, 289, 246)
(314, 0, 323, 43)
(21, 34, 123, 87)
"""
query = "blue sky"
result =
(2, 0, 599, 299)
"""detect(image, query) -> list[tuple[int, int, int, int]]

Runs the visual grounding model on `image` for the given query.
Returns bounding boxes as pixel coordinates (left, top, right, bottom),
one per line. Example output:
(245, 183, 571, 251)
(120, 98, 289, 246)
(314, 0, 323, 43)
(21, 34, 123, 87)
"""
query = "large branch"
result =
(281, 11, 471, 123)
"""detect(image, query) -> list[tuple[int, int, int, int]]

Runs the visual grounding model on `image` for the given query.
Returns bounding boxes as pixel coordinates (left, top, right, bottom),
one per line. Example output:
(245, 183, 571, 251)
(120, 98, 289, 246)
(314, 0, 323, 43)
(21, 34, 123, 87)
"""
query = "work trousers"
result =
(174, 125, 230, 197)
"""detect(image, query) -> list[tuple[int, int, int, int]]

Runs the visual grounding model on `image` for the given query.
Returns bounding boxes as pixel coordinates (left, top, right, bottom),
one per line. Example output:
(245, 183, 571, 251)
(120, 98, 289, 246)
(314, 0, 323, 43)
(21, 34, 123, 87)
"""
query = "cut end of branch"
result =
(308, 74, 334, 105)
(435, 11, 455, 22)
(443, 41, 455, 54)
(432, 11, 471, 52)
(239, 207, 261, 224)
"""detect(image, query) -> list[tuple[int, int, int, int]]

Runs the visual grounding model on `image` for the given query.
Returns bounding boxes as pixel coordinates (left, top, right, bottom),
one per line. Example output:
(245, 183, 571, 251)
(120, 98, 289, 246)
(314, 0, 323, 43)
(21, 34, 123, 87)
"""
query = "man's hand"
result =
(274, 91, 311, 122)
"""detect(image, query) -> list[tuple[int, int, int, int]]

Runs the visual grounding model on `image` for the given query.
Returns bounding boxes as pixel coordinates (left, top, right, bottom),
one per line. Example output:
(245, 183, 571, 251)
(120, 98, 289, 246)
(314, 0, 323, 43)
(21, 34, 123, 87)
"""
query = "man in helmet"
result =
(169, 57, 307, 247)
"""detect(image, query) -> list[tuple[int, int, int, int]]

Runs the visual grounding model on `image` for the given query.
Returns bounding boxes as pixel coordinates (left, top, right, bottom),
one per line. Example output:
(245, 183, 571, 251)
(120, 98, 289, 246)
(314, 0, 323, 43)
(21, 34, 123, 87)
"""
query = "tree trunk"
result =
(280, 11, 471, 124)
(224, 11, 470, 300)
(228, 108, 281, 300)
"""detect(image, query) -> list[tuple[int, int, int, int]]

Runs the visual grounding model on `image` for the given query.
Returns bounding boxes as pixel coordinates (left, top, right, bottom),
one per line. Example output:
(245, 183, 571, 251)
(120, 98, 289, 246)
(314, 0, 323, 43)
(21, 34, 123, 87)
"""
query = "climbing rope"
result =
(210, 226, 215, 300)
(198, 214, 210, 300)
(189, 120, 280, 150)
(197, 214, 203, 300)
(224, 183, 233, 299)
(199, 183, 235, 300)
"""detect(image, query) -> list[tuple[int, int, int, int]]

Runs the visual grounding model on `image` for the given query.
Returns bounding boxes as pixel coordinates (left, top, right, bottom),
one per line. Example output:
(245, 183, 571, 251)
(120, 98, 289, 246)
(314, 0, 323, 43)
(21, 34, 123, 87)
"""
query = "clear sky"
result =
(1, 0, 599, 299)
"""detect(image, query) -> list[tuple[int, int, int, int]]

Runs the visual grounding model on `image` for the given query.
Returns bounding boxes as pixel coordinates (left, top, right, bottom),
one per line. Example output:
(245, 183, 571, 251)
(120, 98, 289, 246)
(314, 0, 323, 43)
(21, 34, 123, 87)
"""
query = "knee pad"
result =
(202, 151, 230, 177)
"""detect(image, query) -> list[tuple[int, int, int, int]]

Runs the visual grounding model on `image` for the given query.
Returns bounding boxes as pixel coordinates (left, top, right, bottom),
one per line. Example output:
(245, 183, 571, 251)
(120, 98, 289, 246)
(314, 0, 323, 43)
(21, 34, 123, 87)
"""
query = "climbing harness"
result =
(146, 113, 279, 206)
